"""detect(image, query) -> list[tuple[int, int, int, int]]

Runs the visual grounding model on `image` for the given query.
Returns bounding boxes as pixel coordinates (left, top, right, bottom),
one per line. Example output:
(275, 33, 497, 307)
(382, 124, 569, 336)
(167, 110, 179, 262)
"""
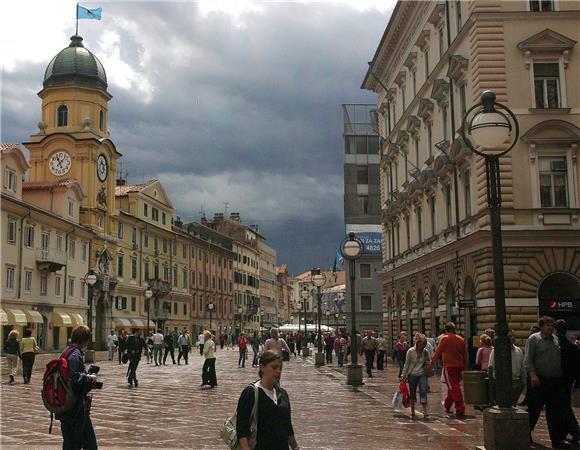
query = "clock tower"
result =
(23, 35, 121, 348)
(24, 35, 120, 236)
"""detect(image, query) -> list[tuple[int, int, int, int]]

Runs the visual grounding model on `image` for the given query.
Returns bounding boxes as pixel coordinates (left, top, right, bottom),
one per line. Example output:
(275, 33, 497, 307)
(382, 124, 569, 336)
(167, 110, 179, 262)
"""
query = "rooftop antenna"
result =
(222, 201, 230, 216)
(198, 205, 205, 221)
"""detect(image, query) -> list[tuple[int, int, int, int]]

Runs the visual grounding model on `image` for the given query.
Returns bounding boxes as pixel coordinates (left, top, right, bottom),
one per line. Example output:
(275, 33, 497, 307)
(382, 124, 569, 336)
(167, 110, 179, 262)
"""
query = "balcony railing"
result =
(36, 248, 66, 272)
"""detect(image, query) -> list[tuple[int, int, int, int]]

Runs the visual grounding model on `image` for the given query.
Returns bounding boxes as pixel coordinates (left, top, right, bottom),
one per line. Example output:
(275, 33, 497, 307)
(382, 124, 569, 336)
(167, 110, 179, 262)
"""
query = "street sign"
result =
(458, 299, 475, 308)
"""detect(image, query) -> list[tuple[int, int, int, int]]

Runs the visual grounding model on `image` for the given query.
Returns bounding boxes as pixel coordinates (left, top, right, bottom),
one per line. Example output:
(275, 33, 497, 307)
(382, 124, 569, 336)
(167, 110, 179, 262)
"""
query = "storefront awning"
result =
(24, 310, 44, 324)
(114, 318, 132, 327)
(130, 318, 145, 327)
(0, 309, 8, 325)
(70, 313, 85, 326)
(5, 309, 27, 326)
(51, 312, 73, 327)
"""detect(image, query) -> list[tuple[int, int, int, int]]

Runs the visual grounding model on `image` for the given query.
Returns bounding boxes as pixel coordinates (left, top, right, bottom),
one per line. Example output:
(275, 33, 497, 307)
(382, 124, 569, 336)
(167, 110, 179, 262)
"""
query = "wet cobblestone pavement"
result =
(0, 345, 571, 449)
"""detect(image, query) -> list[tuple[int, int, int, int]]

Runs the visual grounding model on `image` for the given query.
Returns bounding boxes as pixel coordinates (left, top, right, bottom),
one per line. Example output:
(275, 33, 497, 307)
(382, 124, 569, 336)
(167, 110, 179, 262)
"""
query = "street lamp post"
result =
(460, 90, 528, 447)
(311, 268, 326, 366)
(208, 302, 215, 331)
(300, 287, 310, 357)
(144, 288, 153, 335)
(326, 310, 330, 329)
(341, 232, 364, 385)
(335, 313, 339, 331)
(83, 270, 98, 361)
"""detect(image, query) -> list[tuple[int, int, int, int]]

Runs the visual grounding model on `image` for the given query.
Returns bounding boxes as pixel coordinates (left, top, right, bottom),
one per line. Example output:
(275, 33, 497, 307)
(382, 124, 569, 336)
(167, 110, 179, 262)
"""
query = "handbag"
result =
(391, 387, 403, 411)
(220, 384, 259, 450)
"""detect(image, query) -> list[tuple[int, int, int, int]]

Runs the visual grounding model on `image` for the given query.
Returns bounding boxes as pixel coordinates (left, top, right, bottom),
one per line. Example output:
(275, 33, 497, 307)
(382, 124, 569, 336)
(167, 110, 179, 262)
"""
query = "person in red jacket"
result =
(431, 322, 467, 416)
(237, 333, 248, 368)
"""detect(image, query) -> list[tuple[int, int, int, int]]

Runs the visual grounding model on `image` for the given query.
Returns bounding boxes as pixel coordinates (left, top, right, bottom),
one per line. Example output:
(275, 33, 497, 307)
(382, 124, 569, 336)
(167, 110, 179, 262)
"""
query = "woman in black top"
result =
(236, 350, 300, 450)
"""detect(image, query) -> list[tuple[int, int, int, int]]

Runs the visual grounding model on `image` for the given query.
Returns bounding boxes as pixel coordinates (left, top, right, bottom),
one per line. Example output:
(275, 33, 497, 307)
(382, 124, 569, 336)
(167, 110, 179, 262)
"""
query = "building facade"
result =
(342, 103, 384, 333)
(1, 144, 92, 349)
(362, 0, 580, 347)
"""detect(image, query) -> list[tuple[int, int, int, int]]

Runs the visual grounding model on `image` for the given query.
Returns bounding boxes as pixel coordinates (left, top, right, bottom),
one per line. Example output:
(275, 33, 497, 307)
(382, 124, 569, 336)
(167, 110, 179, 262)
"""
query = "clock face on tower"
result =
(97, 154, 108, 182)
(48, 151, 72, 176)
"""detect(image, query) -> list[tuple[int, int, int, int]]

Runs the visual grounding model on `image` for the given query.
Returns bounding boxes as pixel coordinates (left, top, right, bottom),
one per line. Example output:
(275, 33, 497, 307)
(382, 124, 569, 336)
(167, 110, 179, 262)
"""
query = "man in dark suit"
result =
(126, 329, 148, 387)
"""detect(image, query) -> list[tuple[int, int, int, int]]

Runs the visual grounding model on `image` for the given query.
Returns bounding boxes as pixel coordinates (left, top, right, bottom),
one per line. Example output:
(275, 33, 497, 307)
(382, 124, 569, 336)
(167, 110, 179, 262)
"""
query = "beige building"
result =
(258, 237, 278, 326)
(276, 264, 293, 324)
(1, 144, 92, 349)
(362, 0, 580, 346)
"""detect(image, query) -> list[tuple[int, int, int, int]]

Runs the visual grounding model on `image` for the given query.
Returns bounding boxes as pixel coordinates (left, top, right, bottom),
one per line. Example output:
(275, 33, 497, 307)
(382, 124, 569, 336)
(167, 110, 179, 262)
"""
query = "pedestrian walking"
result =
(145, 332, 154, 364)
(336, 334, 347, 367)
(118, 330, 127, 365)
(106, 330, 118, 361)
(220, 333, 225, 349)
(488, 329, 526, 406)
(4, 330, 21, 384)
(401, 333, 432, 419)
(126, 329, 148, 387)
(20, 328, 39, 384)
(430, 322, 466, 416)
(163, 331, 176, 364)
(152, 329, 164, 366)
(525, 316, 570, 447)
(555, 319, 580, 445)
(360, 330, 377, 378)
(264, 328, 291, 356)
(251, 331, 261, 367)
(198, 332, 205, 355)
(235, 350, 300, 450)
(295, 332, 302, 356)
(376, 333, 388, 371)
(201, 330, 217, 388)
(56, 325, 100, 450)
(287, 335, 296, 357)
(324, 333, 334, 364)
(475, 334, 493, 370)
(238, 332, 249, 368)
(177, 331, 189, 365)
(393, 332, 409, 378)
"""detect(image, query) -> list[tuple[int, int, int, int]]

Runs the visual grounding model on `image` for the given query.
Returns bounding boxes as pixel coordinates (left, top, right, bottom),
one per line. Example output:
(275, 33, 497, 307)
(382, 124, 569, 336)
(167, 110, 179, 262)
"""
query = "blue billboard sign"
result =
(355, 232, 383, 255)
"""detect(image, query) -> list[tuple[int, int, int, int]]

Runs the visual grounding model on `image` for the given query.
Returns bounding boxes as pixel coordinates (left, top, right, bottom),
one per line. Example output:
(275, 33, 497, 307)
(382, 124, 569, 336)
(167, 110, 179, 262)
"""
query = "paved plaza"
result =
(0, 345, 569, 449)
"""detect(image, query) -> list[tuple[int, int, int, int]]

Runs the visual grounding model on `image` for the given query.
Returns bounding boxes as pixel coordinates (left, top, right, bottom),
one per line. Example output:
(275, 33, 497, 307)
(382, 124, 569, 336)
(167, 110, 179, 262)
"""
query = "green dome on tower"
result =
(43, 35, 108, 92)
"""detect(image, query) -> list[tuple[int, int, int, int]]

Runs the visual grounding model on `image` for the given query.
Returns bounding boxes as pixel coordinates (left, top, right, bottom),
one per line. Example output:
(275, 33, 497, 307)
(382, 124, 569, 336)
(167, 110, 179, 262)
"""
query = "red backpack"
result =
(41, 345, 79, 433)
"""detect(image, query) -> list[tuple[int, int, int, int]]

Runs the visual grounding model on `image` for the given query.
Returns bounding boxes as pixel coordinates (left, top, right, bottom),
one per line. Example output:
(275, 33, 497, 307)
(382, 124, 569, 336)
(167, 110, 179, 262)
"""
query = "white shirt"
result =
(488, 344, 526, 381)
(106, 334, 117, 347)
(203, 339, 215, 358)
(255, 381, 277, 405)
(198, 334, 205, 345)
(152, 333, 164, 345)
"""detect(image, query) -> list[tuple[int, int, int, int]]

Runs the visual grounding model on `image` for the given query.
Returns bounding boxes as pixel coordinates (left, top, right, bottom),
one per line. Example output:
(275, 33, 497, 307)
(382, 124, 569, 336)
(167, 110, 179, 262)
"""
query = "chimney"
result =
(230, 212, 240, 222)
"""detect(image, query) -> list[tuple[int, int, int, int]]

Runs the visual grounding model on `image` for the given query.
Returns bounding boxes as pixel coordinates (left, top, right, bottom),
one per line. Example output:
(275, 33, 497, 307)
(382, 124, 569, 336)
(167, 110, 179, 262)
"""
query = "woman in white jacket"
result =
(401, 333, 432, 418)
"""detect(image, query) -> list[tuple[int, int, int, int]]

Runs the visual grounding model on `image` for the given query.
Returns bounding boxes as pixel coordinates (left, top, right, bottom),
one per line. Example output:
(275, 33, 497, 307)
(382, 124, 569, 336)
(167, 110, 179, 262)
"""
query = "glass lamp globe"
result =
(469, 112, 511, 150)
(343, 240, 362, 259)
(86, 273, 97, 286)
(145, 289, 153, 299)
(312, 273, 326, 287)
(300, 289, 310, 299)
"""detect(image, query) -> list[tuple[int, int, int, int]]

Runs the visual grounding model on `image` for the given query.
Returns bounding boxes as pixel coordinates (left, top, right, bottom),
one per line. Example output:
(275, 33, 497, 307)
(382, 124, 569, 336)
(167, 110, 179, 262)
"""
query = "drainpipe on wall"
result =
(17, 208, 32, 299)
(63, 226, 75, 304)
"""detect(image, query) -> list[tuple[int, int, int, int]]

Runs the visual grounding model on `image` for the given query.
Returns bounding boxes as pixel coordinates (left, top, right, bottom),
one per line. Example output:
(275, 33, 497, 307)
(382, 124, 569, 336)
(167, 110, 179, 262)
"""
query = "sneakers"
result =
(8, 375, 14, 384)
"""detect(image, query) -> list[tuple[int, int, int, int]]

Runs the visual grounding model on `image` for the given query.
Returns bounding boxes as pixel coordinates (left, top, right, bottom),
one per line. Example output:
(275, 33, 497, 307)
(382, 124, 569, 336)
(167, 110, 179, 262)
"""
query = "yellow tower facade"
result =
(23, 35, 121, 347)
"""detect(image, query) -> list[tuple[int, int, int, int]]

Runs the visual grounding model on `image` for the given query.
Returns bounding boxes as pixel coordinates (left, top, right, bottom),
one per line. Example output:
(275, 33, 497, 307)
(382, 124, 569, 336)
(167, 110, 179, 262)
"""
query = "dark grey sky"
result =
(1, 1, 394, 275)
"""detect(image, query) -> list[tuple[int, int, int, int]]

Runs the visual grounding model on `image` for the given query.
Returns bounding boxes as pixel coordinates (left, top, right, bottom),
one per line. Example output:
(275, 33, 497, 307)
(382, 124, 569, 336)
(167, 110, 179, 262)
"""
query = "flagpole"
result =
(76, 3, 79, 35)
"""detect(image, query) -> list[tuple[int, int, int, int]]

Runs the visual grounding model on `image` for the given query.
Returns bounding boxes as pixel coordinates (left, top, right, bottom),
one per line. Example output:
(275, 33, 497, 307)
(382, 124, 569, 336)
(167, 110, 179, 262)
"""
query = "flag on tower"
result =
(77, 5, 102, 20)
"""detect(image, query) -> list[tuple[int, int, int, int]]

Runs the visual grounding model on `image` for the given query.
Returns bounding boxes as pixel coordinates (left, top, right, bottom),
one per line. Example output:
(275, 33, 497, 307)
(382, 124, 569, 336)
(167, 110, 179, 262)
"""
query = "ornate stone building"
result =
(362, 0, 580, 346)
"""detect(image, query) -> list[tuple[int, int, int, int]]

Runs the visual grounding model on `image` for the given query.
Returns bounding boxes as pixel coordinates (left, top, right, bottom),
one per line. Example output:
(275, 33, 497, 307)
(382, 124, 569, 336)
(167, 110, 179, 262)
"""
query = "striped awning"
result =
(70, 313, 85, 326)
(5, 309, 27, 325)
(130, 318, 145, 327)
(24, 310, 44, 324)
(51, 312, 73, 327)
(114, 318, 132, 327)
(0, 309, 8, 325)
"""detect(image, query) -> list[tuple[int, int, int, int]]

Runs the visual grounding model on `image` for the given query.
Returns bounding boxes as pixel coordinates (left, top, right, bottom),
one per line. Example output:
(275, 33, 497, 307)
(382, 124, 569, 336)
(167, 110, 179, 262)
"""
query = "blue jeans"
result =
(397, 359, 405, 377)
(338, 350, 344, 367)
(238, 348, 247, 367)
(408, 374, 428, 405)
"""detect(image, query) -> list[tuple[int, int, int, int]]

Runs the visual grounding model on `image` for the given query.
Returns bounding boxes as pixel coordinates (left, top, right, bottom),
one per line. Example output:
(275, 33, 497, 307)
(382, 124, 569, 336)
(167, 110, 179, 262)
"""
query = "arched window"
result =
(57, 105, 68, 127)
(99, 110, 105, 131)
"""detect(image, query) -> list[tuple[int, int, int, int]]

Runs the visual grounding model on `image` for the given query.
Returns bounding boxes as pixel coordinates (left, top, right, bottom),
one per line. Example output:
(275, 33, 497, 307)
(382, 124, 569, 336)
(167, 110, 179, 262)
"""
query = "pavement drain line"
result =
(307, 358, 470, 438)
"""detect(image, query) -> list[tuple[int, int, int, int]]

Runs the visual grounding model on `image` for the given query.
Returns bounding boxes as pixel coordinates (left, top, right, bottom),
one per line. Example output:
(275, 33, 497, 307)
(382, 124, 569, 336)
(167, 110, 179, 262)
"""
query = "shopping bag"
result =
(391, 388, 404, 411)
(400, 380, 411, 408)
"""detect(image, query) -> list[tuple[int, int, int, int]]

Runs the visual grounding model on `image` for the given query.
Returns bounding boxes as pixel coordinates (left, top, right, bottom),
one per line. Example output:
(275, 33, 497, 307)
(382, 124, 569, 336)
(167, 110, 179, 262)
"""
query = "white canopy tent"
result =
(277, 323, 335, 333)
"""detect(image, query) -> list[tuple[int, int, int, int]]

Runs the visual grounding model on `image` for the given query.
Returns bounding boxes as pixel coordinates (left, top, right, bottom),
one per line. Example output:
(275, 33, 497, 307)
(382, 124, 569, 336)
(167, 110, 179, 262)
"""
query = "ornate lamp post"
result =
(334, 312, 339, 331)
(341, 232, 364, 385)
(325, 310, 330, 329)
(300, 287, 311, 357)
(460, 90, 527, 447)
(311, 268, 326, 366)
(83, 270, 97, 360)
(207, 302, 215, 331)
(238, 306, 244, 335)
(144, 288, 153, 335)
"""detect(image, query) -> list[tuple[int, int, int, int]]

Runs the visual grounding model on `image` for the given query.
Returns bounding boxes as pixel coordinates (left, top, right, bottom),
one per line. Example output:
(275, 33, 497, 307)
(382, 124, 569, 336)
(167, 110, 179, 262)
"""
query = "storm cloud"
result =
(1, 0, 394, 274)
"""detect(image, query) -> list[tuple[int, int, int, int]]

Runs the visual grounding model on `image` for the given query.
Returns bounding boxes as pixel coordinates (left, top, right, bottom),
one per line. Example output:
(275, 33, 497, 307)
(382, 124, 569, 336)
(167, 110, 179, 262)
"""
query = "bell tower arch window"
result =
(99, 110, 105, 131)
(57, 105, 68, 127)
